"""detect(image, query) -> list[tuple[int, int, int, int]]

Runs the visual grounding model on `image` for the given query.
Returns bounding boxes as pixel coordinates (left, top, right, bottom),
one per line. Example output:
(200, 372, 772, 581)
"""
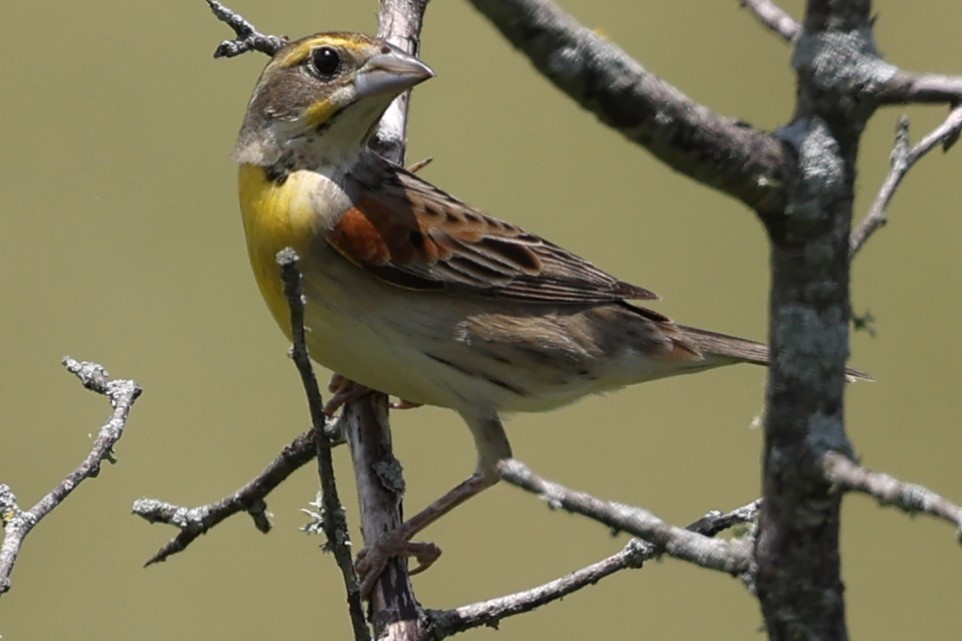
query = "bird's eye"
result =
(310, 46, 341, 78)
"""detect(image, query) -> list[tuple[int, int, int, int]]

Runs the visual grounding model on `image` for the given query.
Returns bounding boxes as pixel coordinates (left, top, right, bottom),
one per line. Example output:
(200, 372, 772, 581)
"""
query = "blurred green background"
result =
(2, 1, 960, 639)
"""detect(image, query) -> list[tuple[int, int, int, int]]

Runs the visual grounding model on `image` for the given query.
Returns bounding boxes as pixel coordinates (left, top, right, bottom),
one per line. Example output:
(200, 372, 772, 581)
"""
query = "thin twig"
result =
(822, 452, 962, 541)
(739, 0, 800, 42)
(425, 499, 760, 638)
(278, 249, 369, 641)
(686, 499, 762, 537)
(0, 358, 141, 595)
(498, 459, 751, 576)
(206, 0, 286, 58)
(132, 429, 317, 564)
(850, 105, 962, 256)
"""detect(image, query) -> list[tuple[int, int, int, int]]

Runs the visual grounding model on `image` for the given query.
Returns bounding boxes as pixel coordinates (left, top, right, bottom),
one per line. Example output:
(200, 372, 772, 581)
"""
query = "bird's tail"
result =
(677, 324, 873, 382)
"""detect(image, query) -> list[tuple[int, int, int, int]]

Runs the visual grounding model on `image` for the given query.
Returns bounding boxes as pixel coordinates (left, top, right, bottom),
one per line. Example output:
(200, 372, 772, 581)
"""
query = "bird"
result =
(231, 31, 869, 594)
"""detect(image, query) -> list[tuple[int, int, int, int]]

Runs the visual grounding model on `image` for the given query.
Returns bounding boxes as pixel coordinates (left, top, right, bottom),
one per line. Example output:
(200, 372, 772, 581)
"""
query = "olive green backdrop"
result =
(2, 1, 960, 639)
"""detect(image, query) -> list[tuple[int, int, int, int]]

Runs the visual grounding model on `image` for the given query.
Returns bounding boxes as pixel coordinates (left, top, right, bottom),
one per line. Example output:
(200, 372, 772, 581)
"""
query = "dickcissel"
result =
(232, 32, 868, 591)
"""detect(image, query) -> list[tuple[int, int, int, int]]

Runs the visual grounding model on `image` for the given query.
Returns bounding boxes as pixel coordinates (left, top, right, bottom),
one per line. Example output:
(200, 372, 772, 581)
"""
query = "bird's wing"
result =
(326, 157, 657, 304)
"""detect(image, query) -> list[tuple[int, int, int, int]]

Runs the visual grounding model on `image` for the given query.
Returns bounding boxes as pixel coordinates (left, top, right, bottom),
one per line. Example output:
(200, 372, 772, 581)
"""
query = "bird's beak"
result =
(354, 47, 435, 99)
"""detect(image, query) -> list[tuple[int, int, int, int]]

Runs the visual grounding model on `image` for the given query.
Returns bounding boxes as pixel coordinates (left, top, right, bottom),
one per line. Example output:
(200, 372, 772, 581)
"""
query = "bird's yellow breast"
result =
(238, 163, 325, 337)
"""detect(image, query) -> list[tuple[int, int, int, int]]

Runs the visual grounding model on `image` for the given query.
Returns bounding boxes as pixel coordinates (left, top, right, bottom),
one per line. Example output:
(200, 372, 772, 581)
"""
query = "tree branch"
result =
(498, 460, 751, 577)
(850, 105, 962, 255)
(332, 4, 433, 640)
(753, 3, 877, 638)
(1, 358, 141, 595)
(739, 0, 800, 42)
(425, 499, 760, 638)
(876, 71, 962, 105)
(822, 452, 962, 538)
(132, 428, 316, 564)
(465, 0, 791, 216)
(206, 0, 286, 58)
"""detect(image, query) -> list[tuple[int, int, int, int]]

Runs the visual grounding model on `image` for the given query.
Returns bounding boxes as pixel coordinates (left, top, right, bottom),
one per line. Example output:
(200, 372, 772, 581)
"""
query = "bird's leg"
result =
(324, 373, 423, 416)
(355, 411, 511, 597)
(355, 470, 498, 596)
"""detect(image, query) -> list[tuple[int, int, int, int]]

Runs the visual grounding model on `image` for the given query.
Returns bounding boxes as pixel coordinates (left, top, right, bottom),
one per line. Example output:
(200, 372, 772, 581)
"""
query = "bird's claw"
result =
(356, 532, 442, 597)
(324, 374, 371, 416)
(325, 374, 423, 415)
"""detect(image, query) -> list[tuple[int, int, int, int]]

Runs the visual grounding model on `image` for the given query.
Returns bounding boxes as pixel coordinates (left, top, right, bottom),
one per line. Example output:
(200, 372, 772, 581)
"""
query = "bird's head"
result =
(232, 32, 434, 168)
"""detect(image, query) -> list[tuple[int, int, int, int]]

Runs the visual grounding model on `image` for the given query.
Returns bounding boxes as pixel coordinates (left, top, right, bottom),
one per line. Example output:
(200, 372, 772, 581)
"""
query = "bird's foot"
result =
(356, 531, 442, 597)
(353, 472, 495, 597)
(325, 374, 371, 415)
(325, 374, 423, 416)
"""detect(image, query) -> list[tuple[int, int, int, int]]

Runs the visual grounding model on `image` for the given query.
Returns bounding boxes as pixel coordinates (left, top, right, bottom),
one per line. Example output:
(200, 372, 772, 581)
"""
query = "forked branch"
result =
(426, 498, 760, 638)
(851, 106, 962, 255)
(1, 359, 141, 595)
(205, 0, 286, 57)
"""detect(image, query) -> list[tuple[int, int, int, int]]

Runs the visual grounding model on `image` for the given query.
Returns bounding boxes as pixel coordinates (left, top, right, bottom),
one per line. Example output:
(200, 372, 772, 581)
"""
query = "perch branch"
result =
(332, 3, 433, 638)
(1, 358, 141, 595)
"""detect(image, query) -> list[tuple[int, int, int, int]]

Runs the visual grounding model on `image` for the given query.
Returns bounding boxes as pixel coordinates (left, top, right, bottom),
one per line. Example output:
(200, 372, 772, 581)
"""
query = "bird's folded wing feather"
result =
(328, 158, 656, 304)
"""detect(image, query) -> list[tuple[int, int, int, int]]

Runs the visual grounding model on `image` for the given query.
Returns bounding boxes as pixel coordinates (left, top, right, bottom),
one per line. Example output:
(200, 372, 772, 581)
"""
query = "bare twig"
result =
(498, 459, 751, 576)
(686, 499, 763, 537)
(206, 0, 286, 58)
(132, 429, 316, 564)
(277, 249, 369, 641)
(425, 499, 761, 638)
(1, 358, 141, 595)
(850, 105, 962, 256)
(822, 452, 962, 540)
(464, 0, 790, 217)
(739, 0, 800, 42)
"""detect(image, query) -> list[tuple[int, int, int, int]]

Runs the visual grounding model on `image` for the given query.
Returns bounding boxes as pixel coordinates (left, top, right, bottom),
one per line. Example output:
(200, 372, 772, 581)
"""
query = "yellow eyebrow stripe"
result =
(272, 35, 372, 69)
